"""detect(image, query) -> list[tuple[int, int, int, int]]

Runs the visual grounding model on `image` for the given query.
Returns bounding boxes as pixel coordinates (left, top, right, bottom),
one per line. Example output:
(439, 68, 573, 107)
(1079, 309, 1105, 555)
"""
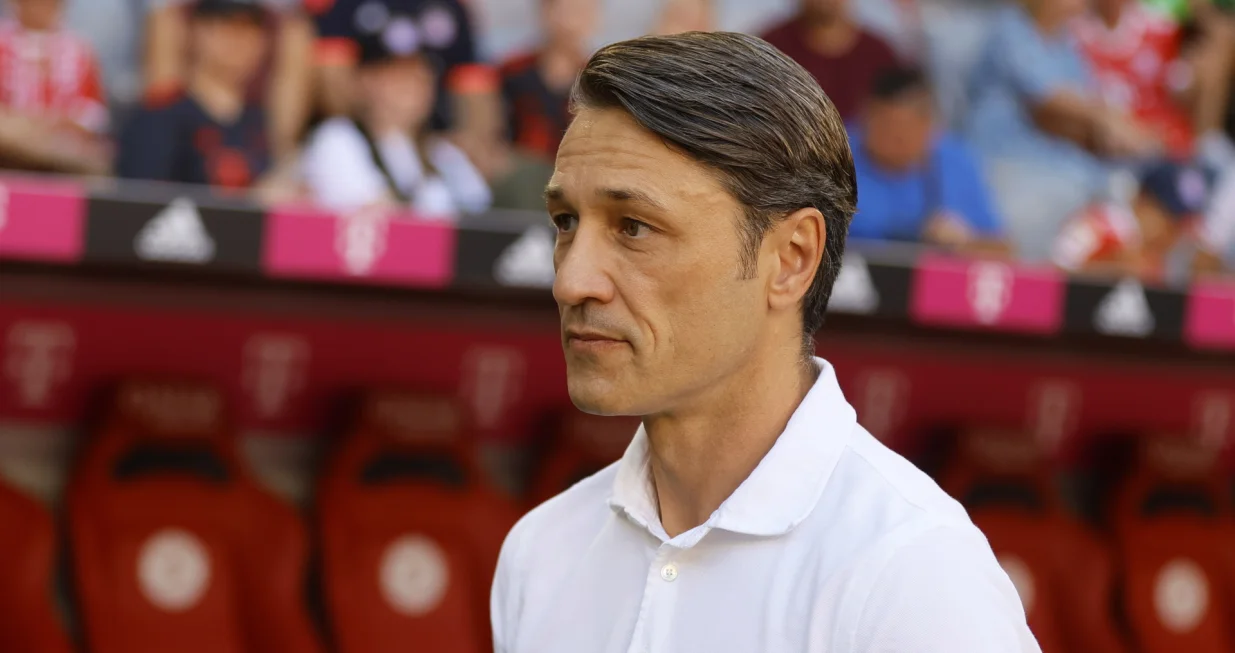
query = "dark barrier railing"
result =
(1, 172, 1232, 352)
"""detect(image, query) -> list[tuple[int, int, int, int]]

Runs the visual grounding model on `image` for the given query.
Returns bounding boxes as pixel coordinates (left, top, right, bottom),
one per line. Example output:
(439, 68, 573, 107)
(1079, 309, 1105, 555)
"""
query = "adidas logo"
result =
(1094, 278, 1154, 337)
(494, 226, 555, 288)
(828, 252, 880, 314)
(134, 197, 216, 264)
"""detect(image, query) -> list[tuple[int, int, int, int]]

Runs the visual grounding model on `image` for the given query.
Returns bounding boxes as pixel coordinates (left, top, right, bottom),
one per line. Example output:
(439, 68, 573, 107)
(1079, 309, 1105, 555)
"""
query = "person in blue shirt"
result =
(964, 0, 1162, 261)
(850, 66, 1010, 255)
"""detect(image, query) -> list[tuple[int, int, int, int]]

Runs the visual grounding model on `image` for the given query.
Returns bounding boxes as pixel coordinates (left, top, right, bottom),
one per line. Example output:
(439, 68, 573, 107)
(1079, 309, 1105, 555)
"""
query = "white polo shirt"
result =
(491, 359, 1041, 653)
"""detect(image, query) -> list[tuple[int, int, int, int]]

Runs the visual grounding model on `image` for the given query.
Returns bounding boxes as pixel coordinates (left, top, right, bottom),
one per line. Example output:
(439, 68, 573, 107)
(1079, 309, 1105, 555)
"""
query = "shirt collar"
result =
(608, 358, 857, 539)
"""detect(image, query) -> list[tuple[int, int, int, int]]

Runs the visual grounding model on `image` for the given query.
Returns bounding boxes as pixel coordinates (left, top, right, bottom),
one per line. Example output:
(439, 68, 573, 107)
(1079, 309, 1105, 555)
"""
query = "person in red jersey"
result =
(1075, 0, 1235, 162)
(760, 0, 899, 122)
(0, 0, 110, 174)
(1052, 162, 1216, 280)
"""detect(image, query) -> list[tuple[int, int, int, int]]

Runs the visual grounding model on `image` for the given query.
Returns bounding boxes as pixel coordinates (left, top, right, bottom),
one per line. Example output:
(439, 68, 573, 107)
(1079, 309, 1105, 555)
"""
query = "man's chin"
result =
(566, 372, 637, 417)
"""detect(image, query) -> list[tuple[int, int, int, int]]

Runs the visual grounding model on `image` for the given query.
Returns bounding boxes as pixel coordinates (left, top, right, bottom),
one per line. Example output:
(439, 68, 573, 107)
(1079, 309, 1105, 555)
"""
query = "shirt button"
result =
(660, 562, 678, 582)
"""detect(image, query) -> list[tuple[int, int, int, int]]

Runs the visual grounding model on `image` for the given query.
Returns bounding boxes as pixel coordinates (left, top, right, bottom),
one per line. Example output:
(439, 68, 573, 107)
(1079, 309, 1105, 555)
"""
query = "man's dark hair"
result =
(570, 31, 856, 345)
(870, 65, 931, 103)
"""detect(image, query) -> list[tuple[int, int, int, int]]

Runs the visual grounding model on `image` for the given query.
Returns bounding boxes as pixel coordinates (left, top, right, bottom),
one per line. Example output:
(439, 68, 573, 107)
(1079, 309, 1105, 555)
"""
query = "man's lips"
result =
(564, 329, 627, 346)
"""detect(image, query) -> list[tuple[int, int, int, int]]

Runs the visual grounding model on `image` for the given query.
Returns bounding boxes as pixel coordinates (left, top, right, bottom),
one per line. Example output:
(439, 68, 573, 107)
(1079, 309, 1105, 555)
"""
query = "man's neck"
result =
(189, 69, 246, 125)
(645, 337, 818, 538)
(801, 13, 858, 56)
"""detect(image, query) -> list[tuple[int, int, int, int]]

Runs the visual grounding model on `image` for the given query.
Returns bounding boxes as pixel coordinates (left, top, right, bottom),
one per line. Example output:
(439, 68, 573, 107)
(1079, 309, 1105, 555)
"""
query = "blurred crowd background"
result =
(2, 0, 1234, 283)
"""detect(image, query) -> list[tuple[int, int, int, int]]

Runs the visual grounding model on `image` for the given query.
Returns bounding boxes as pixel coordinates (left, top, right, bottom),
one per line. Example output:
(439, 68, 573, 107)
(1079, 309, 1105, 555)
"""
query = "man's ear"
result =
(765, 207, 825, 315)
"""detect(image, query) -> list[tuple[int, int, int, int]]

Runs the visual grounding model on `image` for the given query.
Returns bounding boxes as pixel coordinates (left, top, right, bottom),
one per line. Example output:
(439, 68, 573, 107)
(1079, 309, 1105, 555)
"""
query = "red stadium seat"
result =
(0, 479, 73, 653)
(1111, 437, 1235, 653)
(66, 380, 322, 653)
(317, 391, 521, 653)
(531, 410, 639, 505)
(939, 429, 1126, 653)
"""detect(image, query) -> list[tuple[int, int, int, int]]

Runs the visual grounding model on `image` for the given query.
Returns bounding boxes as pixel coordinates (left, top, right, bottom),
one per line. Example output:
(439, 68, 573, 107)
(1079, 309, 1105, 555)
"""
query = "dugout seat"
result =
(939, 429, 1126, 653)
(66, 380, 322, 653)
(0, 478, 73, 653)
(317, 391, 521, 653)
(1111, 436, 1235, 653)
(531, 410, 639, 505)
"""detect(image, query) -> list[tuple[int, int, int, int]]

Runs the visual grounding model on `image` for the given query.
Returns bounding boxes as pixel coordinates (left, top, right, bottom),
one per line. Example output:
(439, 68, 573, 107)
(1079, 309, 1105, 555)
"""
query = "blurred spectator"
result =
(1075, 0, 1235, 163)
(1195, 164, 1235, 276)
(654, 0, 716, 35)
(300, 13, 490, 217)
(0, 0, 110, 174)
(965, 0, 1161, 261)
(851, 0, 924, 60)
(64, 0, 143, 115)
(760, 0, 899, 121)
(1176, 3, 1235, 164)
(144, 0, 314, 160)
(1052, 162, 1216, 280)
(310, 0, 485, 129)
(499, 0, 597, 161)
(849, 66, 1009, 255)
(116, 0, 272, 190)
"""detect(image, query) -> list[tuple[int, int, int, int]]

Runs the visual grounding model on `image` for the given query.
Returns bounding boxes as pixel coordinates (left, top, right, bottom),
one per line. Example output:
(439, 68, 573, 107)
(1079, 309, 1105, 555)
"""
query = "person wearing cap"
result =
(116, 0, 273, 190)
(1051, 162, 1217, 280)
(299, 11, 490, 218)
(0, 0, 111, 174)
(309, 0, 480, 123)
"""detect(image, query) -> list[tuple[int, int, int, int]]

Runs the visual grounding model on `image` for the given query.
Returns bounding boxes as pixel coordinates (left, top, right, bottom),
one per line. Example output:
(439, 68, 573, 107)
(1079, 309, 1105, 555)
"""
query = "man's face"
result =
(548, 107, 769, 416)
(862, 92, 935, 171)
(800, 0, 848, 21)
(543, 0, 599, 48)
(11, 0, 61, 31)
(193, 14, 268, 85)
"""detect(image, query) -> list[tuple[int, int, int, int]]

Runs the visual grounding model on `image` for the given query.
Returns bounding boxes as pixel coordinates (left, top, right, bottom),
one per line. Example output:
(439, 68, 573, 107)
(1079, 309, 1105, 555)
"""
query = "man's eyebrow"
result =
(544, 184, 565, 203)
(600, 187, 666, 212)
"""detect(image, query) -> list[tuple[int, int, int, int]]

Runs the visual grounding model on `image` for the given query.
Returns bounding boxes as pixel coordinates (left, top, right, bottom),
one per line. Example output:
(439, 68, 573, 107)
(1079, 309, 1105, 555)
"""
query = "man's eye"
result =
(551, 214, 578, 233)
(620, 218, 652, 239)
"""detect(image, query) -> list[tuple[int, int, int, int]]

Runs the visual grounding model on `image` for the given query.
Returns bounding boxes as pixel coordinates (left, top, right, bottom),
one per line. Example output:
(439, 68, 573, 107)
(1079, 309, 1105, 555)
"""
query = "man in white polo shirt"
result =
(491, 31, 1041, 653)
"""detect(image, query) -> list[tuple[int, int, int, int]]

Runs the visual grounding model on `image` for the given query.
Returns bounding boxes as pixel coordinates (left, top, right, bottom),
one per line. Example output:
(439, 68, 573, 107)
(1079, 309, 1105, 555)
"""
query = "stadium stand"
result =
(938, 429, 1128, 653)
(1110, 436, 1235, 653)
(317, 391, 520, 653)
(0, 477, 73, 653)
(65, 380, 321, 653)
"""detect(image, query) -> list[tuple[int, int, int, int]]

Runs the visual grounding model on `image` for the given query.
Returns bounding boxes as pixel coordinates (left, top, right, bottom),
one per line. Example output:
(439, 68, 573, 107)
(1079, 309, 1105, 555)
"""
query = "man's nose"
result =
(552, 223, 616, 307)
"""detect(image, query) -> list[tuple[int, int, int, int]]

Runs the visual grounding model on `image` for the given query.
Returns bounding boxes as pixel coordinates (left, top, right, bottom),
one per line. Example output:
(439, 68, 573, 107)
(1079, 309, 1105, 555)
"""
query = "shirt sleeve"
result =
(115, 107, 178, 181)
(998, 12, 1074, 103)
(853, 524, 1042, 653)
(491, 518, 527, 653)
(936, 136, 1004, 236)
(300, 118, 390, 212)
(428, 138, 491, 215)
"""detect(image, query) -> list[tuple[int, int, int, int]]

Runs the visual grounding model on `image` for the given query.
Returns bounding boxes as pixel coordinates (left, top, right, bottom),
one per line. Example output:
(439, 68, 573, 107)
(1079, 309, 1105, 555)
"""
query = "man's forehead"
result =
(551, 107, 723, 203)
